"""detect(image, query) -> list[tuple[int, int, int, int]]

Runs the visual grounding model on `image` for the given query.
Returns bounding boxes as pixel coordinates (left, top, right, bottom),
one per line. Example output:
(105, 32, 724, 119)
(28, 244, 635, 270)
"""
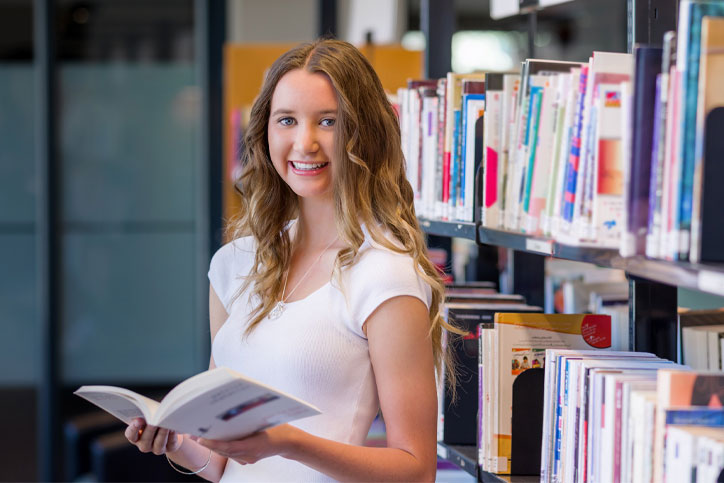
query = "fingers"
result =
(125, 419, 184, 456)
(166, 431, 183, 453)
(152, 427, 170, 455)
(125, 418, 145, 444)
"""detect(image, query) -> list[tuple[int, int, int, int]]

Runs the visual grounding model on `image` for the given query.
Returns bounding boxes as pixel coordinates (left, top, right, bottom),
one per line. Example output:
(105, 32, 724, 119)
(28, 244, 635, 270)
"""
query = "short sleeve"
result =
(208, 237, 255, 312)
(342, 246, 433, 337)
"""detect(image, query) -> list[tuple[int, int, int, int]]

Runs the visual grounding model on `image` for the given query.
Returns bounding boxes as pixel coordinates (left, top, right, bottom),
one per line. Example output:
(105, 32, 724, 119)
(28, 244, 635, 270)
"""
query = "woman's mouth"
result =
(289, 161, 329, 175)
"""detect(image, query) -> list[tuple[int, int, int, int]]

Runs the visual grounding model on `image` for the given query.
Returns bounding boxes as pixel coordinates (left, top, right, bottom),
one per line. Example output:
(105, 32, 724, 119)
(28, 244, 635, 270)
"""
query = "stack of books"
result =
(541, 354, 724, 483)
(396, 0, 724, 263)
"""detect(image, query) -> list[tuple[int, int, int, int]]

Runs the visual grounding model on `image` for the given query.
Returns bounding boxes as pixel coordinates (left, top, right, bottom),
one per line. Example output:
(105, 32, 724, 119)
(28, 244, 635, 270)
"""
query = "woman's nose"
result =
(294, 123, 319, 154)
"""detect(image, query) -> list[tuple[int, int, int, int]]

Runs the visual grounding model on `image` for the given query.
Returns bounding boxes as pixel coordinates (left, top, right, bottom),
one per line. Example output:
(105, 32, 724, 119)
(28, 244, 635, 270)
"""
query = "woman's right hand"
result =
(124, 418, 183, 455)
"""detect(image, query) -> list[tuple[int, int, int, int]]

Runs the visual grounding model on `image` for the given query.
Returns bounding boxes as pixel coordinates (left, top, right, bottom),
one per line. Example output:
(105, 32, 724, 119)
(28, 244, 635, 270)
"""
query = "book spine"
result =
(522, 85, 544, 220)
(629, 46, 663, 255)
(563, 66, 589, 224)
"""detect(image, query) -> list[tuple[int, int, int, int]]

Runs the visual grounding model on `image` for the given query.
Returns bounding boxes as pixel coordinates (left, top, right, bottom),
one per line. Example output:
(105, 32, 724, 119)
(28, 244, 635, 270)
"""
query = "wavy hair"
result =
(228, 38, 462, 386)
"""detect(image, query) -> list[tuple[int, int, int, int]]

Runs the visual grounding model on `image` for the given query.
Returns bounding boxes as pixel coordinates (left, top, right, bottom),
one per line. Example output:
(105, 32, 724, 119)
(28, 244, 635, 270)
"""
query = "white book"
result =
(630, 388, 658, 483)
(481, 84, 502, 227)
(542, 72, 572, 237)
(503, 76, 522, 231)
(664, 426, 698, 483)
(74, 367, 321, 441)
(619, 80, 635, 256)
(697, 432, 724, 483)
(620, 380, 658, 483)
(525, 75, 558, 235)
(499, 75, 520, 230)
(591, 82, 627, 247)
(682, 326, 711, 370)
(421, 92, 439, 219)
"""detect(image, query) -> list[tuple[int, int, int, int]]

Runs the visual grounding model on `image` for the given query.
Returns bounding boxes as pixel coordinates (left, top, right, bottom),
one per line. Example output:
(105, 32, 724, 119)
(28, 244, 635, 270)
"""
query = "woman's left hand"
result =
(192, 424, 300, 465)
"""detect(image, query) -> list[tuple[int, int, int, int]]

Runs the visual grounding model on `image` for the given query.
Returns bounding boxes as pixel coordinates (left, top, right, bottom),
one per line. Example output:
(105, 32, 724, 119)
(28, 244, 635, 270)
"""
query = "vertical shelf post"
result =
(420, 0, 454, 78)
(629, 276, 678, 361)
(510, 250, 546, 309)
(35, 0, 60, 479)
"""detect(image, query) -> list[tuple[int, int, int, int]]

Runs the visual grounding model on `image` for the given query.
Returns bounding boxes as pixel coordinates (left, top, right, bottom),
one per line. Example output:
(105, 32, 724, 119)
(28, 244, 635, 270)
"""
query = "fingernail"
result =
(189, 435, 199, 442)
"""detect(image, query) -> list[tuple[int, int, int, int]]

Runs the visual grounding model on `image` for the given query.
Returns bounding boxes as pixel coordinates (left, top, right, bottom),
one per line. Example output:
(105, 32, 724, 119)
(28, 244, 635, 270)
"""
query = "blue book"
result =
(562, 66, 589, 223)
(461, 93, 485, 221)
(522, 85, 544, 216)
(676, 0, 724, 260)
(450, 109, 462, 215)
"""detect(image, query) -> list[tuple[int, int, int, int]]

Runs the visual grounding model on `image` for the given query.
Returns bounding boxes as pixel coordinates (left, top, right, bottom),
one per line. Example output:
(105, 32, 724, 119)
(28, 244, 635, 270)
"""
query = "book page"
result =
(158, 377, 320, 441)
(74, 386, 160, 424)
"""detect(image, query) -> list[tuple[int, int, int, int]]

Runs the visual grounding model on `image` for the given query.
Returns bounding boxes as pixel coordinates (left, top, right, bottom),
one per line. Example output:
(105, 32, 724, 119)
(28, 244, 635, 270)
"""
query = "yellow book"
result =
(492, 313, 611, 474)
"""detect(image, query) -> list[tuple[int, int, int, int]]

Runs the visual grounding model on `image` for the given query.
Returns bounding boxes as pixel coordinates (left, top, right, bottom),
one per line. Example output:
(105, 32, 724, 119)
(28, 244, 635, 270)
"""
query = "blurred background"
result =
(5, 0, 707, 481)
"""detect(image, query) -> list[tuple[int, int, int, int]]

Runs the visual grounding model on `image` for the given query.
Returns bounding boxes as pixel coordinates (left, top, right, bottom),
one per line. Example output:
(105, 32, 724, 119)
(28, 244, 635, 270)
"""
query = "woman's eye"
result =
(320, 118, 336, 127)
(278, 117, 295, 126)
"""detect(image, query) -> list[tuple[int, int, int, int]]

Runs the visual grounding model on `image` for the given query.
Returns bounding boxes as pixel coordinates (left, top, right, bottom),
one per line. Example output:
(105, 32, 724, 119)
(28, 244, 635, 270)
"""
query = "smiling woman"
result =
(123, 38, 463, 482)
(267, 69, 338, 201)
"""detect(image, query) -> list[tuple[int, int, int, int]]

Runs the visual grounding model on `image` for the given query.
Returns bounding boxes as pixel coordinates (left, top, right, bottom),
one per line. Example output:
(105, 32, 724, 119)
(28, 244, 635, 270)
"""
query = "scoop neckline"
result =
(281, 279, 332, 306)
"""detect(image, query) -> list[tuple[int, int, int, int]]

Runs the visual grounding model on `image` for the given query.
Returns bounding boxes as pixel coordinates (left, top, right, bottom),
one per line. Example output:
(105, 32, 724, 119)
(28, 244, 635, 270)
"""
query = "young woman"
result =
(124, 38, 458, 482)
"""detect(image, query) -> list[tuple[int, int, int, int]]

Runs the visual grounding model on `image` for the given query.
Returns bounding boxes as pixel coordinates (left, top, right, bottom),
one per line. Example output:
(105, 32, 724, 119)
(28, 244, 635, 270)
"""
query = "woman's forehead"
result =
(270, 69, 338, 112)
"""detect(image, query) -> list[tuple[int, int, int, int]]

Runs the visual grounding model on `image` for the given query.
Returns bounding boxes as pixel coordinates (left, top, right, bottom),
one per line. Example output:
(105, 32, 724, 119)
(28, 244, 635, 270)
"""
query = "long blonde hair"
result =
(228, 38, 461, 384)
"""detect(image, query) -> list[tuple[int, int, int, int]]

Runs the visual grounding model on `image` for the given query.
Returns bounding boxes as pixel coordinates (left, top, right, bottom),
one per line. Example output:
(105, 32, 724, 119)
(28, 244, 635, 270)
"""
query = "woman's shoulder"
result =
(211, 235, 257, 268)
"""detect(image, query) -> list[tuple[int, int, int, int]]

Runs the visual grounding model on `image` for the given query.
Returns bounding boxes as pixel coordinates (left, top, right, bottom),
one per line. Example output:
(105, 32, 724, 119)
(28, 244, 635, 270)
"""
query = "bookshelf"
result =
(418, 0, 705, 480)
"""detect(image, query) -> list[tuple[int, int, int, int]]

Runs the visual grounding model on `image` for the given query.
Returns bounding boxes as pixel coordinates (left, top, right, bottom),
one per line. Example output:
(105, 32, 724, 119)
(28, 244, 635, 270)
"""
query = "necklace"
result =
(268, 234, 339, 319)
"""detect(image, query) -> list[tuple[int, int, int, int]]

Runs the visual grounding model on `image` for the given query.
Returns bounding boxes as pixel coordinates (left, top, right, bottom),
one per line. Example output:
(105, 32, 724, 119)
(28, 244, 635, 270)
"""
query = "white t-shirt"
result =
(208, 227, 432, 482)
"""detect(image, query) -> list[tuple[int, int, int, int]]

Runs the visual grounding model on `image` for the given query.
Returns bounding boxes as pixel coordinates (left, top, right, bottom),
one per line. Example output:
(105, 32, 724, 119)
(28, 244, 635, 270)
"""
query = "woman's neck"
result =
(295, 197, 339, 249)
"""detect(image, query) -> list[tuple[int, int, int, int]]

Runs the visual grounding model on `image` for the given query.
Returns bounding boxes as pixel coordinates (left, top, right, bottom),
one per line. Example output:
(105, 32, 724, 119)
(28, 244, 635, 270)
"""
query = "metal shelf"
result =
(419, 218, 477, 240)
(476, 227, 724, 297)
(418, 221, 724, 297)
(436, 443, 540, 482)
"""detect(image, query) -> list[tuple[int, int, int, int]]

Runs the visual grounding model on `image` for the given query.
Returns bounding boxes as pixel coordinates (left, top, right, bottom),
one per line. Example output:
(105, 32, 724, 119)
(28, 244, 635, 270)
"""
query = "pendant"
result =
(268, 301, 285, 319)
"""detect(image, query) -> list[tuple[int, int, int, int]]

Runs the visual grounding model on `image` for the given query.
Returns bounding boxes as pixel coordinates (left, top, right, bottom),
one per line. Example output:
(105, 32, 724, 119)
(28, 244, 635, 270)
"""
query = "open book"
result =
(74, 367, 321, 441)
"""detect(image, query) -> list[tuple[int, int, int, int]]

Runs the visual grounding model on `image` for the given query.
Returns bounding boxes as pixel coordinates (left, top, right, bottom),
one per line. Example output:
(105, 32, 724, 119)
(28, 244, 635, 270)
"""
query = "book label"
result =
(526, 238, 553, 255)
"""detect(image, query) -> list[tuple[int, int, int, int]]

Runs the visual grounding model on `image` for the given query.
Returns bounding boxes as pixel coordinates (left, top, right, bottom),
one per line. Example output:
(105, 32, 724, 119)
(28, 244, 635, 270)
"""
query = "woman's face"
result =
(268, 68, 338, 204)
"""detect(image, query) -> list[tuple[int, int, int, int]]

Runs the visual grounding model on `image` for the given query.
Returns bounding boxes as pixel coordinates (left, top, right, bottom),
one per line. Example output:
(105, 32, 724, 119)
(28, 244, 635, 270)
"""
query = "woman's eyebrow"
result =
(271, 108, 337, 117)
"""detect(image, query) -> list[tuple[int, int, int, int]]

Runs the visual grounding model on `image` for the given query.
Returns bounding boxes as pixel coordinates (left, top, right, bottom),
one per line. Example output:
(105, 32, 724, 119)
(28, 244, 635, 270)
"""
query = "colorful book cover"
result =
(562, 65, 589, 224)
(444, 73, 485, 219)
(494, 313, 611, 474)
(543, 72, 572, 237)
(675, 1, 724, 261)
(654, 370, 724, 483)
(521, 80, 545, 224)
(527, 75, 558, 235)
(592, 82, 626, 247)
(450, 109, 462, 220)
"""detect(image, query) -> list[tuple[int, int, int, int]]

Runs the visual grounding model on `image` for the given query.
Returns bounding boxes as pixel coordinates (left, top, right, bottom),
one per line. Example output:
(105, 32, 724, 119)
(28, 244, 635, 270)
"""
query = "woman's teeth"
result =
(291, 162, 327, 170)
